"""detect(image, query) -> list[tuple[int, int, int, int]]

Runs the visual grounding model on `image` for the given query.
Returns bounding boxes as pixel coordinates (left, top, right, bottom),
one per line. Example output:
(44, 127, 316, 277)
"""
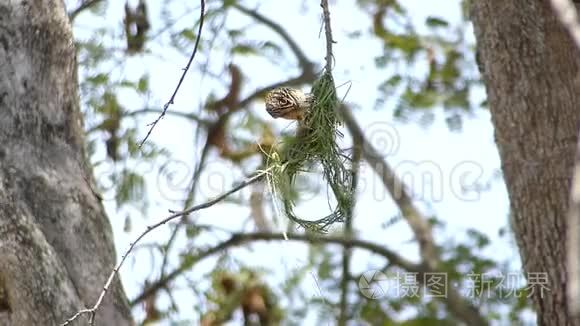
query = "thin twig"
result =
(221, 3, 316, 119)
(125, 108, 212, 126)
(86, 107, 212, 137)
(320, 0, 335, 73)
(69, 0, 103, 21)
(138, 0, 206, 148)
(320, 3, 352, 322)
(338, 143, 361, 326)
(61, 169, 269, 325)
(136, 4, 319, 301)
(159, 138, 212, 276)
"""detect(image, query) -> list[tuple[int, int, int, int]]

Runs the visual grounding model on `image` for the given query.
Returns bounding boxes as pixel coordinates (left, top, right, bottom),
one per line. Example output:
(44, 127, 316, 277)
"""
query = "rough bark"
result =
(472, 1, 580, 325)
(0, 1, 133, 325)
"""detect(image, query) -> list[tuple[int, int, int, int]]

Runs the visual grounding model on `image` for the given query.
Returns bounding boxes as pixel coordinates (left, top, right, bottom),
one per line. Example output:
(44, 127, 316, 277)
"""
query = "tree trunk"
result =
(472, 1, 580, 325)
(0, 1, 133, 325)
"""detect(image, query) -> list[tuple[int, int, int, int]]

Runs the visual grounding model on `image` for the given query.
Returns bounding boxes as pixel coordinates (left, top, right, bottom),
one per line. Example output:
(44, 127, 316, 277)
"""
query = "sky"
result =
(68, 0, 524, 324)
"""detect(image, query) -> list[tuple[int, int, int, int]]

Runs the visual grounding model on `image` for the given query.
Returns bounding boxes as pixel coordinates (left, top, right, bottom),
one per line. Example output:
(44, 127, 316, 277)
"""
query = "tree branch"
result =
(339, 142, 361, 325)
(339, 104, 439, 267)
(130, 4, 319, 309)
(130, 231, 421, 306)
(319, 4, 475, 316)
(139, 0, 206, 148)
(130, 231, 486, 326)
(227, 6, 317, 115)
(320, 0, 335, 73)
(318, 3, 477, 321)
(338, 105, 489, 325)
(318, 3, 436, 268)
(233, 3, 315, 75)
(61, 169, 268, 325)
(319, 2, 352, 323)
(158, 133, 213, 277)
(68, 0, 104, 21)
(125, 108, 212, 126)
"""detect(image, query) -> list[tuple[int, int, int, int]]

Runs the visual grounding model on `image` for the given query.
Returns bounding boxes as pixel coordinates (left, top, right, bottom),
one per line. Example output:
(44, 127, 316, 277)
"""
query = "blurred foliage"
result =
(65, 0, 530, 325)
(358, 0, 481, 130)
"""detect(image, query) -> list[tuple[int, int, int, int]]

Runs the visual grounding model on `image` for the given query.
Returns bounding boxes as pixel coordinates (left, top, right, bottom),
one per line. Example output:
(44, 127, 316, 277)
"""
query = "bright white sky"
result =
(69, 0, 522, 324)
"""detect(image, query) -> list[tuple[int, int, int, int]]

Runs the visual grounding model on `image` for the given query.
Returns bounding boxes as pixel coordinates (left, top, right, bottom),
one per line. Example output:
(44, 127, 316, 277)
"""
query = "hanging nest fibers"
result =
(264, 72, 354, 232)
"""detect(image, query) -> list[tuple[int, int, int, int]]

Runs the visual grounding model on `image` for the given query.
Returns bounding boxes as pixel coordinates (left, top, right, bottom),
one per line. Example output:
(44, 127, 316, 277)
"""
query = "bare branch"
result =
(158, 136, 213, 276)
(145, 2, 320, 292)
(233, 4, 314, 74)
(130, 231, 484, 326)
(125, 108, 212, 126)
(61, 169, 268, 325)
(320, 4, 433, 265)
(317, 1, 444, 319)
(139, 0, 206, 148)
(236, 74, 316, 112)
(68, 0, 103, 21)
(86, 108, 212, 135)
(338, 105, 488, 325)
(228, 5, 317, 115)
(338, 104, 439, 268)
(320, 0, 335, 72)
(130, 231, 421, 306)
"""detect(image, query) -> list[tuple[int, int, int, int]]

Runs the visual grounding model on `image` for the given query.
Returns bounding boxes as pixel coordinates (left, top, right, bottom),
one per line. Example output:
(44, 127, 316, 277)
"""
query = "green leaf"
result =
(223, 0, 236, 7)
(137, 75, 149, 94)
(467, 228, 491, 248)
(86, 73, 109, 86)
(100, 92, 121, 114)
(180, 28, 197, 41)
(227, 29, 243, 38)
(260, 41, 283, 56)
(88, 0, 107, 16)
(119, 80, 135, 88)
(115, 170, 145, 206)
(185, 225, 202, 238)
(232, 44, 258, 55)
(425, 16, 450, 28)
(378, 74, 403, 97)
(383, 33, 421, 59)
(374, 55, 389, 68)
(401, 87, 438, 108)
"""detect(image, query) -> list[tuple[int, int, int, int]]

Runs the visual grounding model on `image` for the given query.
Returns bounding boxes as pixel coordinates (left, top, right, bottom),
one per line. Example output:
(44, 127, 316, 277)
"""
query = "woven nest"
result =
(266, 72, 353, 232)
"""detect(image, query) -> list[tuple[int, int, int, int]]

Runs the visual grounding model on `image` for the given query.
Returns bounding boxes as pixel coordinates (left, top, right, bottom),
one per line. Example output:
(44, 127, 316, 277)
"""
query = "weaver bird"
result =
(265, 88, 313, 121)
